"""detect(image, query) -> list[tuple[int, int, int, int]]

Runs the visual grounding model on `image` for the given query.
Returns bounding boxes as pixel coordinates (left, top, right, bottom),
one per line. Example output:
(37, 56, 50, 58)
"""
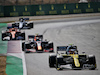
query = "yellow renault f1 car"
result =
(49, 44, 96, 70)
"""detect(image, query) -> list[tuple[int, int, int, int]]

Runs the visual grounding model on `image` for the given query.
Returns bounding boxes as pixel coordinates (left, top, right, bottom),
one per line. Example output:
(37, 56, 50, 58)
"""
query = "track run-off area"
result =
(21, 15, 100, 75)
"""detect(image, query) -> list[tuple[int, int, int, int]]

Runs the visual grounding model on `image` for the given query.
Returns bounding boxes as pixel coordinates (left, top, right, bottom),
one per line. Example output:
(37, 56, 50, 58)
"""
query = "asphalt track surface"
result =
(23, 16, 100, 75)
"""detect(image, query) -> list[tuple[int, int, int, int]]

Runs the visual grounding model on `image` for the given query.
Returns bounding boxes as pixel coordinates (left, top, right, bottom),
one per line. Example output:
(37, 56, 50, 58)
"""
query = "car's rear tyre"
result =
(49, 55, 56, 68)
(22, 33, 25, 40)
(2, 33, 5, 41)
(30, 23, 33, 28)
(49, 43, 54, 52)
(27, 23, 33, 29)
(22, 42, 25, 51)
(88, 55, 96, 70)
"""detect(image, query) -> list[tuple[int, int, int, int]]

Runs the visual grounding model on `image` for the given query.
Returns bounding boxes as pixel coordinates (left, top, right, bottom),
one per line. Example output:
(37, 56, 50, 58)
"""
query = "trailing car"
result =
(49, 44, 97, 70)
(2, 28, 25, 41)
(7, 18, 34, 29)
(22, 34, 54, 53)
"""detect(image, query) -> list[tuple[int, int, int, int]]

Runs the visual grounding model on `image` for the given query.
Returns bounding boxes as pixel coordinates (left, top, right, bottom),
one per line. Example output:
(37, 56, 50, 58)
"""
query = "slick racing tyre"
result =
(49, 55, 56, 68)
(88, 55, 96, 70)
(22, 33, 25, 40)
(2, 33, 6, 41)
(22, 42, 25, 51)
(30, 23, 33, 28)
(49, 43, 54, 52)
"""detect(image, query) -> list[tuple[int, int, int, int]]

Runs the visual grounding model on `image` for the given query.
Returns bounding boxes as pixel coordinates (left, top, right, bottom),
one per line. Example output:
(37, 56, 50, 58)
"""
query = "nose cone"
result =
(73, 55, 80, 67)
(73, 57, 80, 67)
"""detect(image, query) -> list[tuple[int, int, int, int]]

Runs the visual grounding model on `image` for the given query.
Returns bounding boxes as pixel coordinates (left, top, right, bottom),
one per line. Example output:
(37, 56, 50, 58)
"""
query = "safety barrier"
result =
(0, 2, 100, 17)
(0, 5, 4, 17)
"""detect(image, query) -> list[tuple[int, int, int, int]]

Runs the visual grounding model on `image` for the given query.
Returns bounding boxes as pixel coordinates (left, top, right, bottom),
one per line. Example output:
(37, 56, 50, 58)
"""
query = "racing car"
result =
(7, 18, 33, 29)
(49, 44, 97, 70)
(2, 28, 25, 41)
(22, 34, 54, 53)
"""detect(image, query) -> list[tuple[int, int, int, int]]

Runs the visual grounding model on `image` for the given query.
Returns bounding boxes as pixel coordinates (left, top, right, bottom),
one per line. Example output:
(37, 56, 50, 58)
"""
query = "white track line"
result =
(20, 41, 27, 75)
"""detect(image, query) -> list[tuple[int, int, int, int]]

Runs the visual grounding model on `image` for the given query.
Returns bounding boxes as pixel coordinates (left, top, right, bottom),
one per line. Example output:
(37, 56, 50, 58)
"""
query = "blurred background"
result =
(0, 0, 100, 17)
(0, 0, 100, 5)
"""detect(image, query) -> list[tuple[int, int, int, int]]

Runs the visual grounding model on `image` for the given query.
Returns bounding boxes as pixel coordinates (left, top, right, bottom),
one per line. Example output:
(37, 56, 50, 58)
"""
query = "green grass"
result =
(6, 56, 23, 75)
(0, 23, 7, 54)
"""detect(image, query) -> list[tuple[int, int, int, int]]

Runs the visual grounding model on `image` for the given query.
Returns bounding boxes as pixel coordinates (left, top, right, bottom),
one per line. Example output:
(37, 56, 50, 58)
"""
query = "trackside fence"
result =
(0, 2, 100, 17)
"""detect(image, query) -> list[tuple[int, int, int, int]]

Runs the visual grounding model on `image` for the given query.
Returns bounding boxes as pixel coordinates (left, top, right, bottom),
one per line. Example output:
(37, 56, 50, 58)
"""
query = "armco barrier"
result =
(0, 2, 100, 17)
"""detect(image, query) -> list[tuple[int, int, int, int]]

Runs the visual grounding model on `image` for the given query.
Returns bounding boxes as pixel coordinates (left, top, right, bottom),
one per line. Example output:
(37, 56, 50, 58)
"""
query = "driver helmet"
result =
(45, 39, 47, 41)
(35, 33, 39, 36)
(69, 49, 76, 54)
(36, 37, 39, 39)
(36, 37, 40, 41)
(20, 18, 23, 22)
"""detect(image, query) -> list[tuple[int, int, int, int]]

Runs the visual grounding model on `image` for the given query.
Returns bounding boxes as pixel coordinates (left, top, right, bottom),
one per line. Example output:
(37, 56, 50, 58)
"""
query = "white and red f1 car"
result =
(22, 35, 54, 53)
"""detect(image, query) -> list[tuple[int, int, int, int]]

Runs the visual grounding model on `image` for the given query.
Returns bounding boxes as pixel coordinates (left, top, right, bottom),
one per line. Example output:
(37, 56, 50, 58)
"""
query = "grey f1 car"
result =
(49, 44, 97, 70)
(7, 18, 33, 29)
(22, 35, 54, 53)
(2, 28, 25, 41)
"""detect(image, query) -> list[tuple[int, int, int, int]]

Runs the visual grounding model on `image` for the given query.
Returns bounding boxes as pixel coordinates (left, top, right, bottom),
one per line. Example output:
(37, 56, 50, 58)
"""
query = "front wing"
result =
(7, 23, 34, 29)
(25, 48, 53, 53)
(2, 33, 25, 41)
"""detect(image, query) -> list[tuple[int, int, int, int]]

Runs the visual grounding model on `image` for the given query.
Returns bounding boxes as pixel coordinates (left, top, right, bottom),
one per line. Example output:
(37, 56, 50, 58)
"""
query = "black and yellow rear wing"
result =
(57, 46, 68, 54)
